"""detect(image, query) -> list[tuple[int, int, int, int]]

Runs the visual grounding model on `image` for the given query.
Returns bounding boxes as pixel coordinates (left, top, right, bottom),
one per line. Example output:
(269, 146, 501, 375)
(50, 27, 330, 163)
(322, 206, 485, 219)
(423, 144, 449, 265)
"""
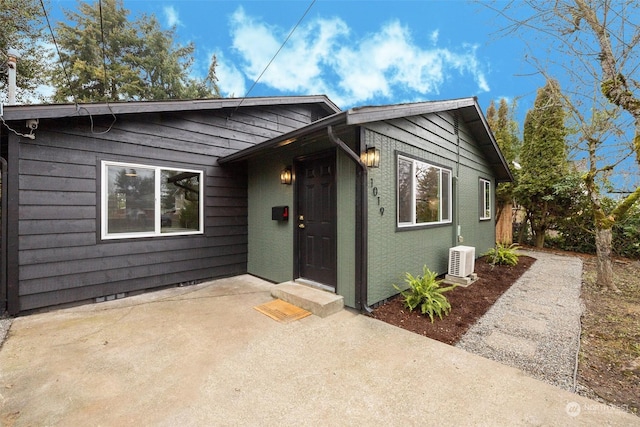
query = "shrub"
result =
(544, 194, 640, 260)
(484, 243, 520, 266)
(393, 266, 456, 322)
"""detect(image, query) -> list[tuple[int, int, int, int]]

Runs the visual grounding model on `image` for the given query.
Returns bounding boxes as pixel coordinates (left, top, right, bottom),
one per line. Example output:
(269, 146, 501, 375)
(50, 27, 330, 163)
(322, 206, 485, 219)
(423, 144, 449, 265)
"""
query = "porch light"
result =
(125, 169, 138, 177)
(280, 167, 292, 185)
(363, 146, 380, 168)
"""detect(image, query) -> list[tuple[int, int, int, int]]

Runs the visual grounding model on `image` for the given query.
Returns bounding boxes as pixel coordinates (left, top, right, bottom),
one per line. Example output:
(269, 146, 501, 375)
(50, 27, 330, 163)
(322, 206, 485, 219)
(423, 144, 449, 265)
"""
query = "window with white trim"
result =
(101, 161, 203, 239)
(397, 155, 451, 227)
(480, 178, 491, 220)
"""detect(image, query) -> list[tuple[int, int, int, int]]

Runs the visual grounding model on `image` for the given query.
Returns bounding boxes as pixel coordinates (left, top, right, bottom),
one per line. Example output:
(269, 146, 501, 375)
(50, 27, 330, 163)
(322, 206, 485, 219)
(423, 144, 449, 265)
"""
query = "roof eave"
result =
(218, 111, 348, 164)
(345, 97, 477, 125)
(0, 95, 341, 121)
(219, 97, 515, 183)
(469, 102, 514, 183)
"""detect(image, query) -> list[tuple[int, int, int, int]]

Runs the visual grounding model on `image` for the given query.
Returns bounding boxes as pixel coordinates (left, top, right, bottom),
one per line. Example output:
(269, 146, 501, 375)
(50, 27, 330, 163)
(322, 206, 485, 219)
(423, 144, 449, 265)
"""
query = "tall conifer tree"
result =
(516, 79, 568, 247)
(486, 98, 521, 231)
(50, 0, 219, 102)
(489, 0, 640, 292)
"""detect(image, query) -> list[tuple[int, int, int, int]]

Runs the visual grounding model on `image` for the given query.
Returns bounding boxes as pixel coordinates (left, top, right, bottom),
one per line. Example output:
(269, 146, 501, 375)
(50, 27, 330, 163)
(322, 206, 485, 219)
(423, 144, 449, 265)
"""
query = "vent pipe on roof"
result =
(6, 48, 19, 105)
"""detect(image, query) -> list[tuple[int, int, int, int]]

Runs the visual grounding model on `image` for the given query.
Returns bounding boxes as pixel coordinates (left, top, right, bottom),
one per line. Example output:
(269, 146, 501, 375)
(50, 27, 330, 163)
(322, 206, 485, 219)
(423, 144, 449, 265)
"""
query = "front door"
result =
(296, 152, 337, 290)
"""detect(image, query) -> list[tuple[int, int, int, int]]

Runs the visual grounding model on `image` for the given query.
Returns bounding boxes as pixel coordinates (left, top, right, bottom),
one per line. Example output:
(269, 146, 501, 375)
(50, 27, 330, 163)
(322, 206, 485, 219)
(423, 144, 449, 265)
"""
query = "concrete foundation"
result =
(443, 272, 479, 287)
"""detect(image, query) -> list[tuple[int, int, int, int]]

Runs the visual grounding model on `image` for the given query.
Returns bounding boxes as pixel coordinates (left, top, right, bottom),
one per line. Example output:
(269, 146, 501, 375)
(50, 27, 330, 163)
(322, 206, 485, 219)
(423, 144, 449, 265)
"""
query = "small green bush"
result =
(484, 243, 521, 266)
(393, 266, 456, 322)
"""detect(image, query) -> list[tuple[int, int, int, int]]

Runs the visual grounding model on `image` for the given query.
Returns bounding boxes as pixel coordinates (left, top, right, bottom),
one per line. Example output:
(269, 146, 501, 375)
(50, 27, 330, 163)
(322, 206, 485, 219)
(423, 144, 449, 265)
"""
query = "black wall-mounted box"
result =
(272, 206, 289, 221)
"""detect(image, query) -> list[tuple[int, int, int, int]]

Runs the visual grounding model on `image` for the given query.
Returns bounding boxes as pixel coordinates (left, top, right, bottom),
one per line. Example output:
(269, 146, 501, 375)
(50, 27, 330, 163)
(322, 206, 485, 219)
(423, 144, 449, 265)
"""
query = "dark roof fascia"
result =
(344, 97, 478, 125)
(217, 100, 477, 165)
(219, 97, 513, 182)
(462, 100, 514, 183)
(0, 95, 341, 121)
(218, 110, 348, 164)
(345, 97, 512, 182)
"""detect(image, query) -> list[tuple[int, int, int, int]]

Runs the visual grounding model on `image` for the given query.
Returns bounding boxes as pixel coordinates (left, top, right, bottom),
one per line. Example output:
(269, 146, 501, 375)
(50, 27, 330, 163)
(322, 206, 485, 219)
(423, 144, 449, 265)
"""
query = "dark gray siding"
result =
(13, 104, 326, 312)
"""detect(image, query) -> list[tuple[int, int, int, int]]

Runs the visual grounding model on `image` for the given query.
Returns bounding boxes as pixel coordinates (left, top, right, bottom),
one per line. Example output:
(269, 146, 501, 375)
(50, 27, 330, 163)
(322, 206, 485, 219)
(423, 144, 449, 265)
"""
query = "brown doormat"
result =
(254, 299, 311, 322)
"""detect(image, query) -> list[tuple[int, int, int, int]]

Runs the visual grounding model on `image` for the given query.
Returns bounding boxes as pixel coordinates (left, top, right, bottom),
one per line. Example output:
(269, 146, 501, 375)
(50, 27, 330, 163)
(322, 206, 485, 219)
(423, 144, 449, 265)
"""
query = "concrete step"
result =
(271, 282, 344, 318)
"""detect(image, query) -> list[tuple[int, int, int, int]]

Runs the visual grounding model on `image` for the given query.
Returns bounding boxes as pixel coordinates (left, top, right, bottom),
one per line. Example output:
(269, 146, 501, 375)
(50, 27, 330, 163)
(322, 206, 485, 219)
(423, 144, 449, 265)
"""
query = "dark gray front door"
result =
(296, 153, 337, 289)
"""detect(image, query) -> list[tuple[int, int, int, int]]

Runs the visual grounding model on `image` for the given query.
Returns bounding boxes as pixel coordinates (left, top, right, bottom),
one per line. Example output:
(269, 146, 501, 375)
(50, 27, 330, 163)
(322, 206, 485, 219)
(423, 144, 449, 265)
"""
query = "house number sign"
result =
(370, 178, 385, 216)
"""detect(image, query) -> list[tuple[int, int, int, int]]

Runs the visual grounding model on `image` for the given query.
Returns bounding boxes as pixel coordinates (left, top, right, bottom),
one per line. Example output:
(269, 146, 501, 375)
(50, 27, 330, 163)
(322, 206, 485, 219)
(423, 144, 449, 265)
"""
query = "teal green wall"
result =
(363, 112, 498, 305)
(247, 140, 357, 307)
(247, 111, 500, 308)
(336, 152, 356, 308)
(247, 154, 295, 283)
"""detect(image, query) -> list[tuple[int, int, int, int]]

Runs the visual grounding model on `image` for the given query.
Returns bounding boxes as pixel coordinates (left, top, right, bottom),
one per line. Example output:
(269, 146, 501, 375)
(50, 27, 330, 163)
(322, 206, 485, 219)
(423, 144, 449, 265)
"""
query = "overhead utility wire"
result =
(40, 0, 78, 105)
(0, 115, 36, 139)
(0, 2, 54, 138)
(88, 0, 117, 134)
(98, 0, 111, 99)
(230, 0, 316, 117)
(40, 0, 116, 134)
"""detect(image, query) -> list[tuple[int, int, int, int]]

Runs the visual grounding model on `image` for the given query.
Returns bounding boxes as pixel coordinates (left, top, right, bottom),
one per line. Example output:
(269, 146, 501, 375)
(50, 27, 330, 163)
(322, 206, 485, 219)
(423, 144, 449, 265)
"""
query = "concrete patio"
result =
(0, 274, 638, 426)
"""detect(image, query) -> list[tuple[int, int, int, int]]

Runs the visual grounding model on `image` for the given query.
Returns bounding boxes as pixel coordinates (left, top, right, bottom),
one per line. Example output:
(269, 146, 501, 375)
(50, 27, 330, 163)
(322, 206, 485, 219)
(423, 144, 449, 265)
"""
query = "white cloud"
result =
(227, 8, 490, 107)
(163, 6, 181, 27)
(215, 53, 247, 98)
(229, 7, 347, 97)
(430, 29, 439, 45)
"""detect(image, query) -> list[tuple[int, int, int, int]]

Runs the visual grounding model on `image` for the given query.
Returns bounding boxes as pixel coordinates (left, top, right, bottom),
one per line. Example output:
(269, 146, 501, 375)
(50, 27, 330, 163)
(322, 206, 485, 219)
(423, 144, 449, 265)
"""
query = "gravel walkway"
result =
(0, 316, 12, 348)
(456, 250, 584, 391)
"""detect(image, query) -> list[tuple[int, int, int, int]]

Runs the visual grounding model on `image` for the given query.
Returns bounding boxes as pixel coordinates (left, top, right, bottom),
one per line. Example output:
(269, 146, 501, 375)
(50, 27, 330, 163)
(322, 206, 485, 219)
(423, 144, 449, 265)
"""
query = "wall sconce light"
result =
(363, 146, 381, 168)
(280, 167, 292, 185)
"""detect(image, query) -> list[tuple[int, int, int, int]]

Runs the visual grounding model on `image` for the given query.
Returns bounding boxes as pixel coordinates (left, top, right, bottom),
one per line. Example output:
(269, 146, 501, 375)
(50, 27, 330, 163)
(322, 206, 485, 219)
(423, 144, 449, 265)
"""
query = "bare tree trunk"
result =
(595, 227, 620, 292)
(533, 231, 545, 248)
(517, 222, 525, 244)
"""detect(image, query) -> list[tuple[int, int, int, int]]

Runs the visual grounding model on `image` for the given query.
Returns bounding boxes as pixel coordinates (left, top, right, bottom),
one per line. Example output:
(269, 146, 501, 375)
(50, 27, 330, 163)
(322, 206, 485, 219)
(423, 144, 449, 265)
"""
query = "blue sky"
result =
(46, 0, 544, 117)
(41, 0, 639, 191)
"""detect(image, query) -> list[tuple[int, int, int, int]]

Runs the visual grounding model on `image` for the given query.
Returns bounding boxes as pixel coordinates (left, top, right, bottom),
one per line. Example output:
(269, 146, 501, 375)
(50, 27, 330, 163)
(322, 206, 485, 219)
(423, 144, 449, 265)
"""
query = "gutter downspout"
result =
(0, 157, 6, 312)
(454, 113, 461, 247)
(327, 125, 372, 313)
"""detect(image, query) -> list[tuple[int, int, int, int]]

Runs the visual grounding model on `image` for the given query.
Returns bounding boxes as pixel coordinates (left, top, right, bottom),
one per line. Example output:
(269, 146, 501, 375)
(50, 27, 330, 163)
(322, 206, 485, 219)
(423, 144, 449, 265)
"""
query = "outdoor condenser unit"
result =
(448, 246, 475, 278)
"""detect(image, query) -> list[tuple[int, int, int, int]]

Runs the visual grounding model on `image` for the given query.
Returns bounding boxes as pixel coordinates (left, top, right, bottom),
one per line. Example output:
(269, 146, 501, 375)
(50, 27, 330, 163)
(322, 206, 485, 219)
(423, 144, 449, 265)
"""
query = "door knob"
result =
(298, 224, 305, 229)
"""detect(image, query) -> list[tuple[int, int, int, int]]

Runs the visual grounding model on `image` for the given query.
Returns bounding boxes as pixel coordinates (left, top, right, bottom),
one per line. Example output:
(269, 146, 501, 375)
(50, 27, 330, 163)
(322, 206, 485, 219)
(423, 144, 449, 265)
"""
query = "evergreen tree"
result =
(490, 0, 640, 293)
(486, 98, 521, 234)
(0, 0, 47, 102)
(50, 0, 219, 102)
(515, 79, 568, 247)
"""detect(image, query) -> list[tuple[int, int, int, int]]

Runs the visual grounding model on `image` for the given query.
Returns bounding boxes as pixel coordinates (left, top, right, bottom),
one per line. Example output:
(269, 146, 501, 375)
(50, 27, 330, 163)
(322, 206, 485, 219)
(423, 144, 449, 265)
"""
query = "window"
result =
(480, 178, 491, 220)
(397, 155, 451, 227)
(102, 161, 203, 239)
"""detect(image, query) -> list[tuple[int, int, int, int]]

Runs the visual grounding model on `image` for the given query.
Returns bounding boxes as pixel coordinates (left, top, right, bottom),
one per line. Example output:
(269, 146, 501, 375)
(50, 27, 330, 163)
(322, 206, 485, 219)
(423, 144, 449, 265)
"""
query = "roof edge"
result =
(0, 95, 341, 121)
(468, 99, 514, 183)
(345, 97, 477, 125)
(218, 110, 348, 164)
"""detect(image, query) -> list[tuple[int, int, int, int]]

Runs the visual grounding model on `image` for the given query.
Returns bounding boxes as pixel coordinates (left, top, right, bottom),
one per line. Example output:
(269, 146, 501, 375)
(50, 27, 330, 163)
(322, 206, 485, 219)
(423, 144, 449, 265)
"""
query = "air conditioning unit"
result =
(448, 246, 475, 278)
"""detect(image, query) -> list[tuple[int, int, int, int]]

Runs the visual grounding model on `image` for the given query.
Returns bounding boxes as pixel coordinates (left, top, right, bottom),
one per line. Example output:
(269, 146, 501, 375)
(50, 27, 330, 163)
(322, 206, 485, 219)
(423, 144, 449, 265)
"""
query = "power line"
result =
(98, 0, 111, 101)
(40, 0, 115, 134)
(231, 0, 316, 117)
(40, 0, 78, 105)
(95, 0, 117, 134)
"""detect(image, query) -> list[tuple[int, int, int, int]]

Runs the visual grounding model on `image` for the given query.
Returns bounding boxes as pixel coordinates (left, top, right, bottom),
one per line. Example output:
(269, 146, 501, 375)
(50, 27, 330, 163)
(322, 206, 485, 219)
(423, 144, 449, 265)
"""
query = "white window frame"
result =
(397, 155, 452, 228)
(101, 161, 204, 239)
(480, 178, 492, 220)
